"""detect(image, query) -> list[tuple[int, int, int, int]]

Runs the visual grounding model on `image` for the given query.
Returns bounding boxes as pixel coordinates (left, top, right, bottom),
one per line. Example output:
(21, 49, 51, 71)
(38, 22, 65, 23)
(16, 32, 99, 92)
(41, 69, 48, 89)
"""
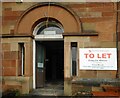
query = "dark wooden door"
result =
(36, 43, 45, 88)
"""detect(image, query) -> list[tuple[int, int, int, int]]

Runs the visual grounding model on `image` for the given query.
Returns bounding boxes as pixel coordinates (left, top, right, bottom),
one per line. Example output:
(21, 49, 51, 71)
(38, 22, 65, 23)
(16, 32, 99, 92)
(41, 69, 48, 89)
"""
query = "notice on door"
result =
(79, 48, 117, 70)
(37, 63, 43, 68)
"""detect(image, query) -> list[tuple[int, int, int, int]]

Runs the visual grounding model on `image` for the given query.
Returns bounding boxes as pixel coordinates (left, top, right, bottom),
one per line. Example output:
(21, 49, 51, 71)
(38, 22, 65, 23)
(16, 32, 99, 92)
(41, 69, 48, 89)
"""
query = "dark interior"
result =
(41, 41, 64, 83)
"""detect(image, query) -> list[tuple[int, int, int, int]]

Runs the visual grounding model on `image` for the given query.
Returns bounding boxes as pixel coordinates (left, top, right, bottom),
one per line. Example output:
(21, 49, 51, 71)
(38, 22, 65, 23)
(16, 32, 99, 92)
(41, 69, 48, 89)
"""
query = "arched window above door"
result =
(33, 18, 64, 40)
(34, 18, 64, 36)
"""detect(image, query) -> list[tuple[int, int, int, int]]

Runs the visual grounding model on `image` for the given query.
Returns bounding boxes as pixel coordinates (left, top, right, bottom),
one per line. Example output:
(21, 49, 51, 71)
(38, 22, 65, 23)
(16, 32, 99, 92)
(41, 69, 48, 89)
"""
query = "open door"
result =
(36, 42, 45, 88)
(35, 41, 64, 88)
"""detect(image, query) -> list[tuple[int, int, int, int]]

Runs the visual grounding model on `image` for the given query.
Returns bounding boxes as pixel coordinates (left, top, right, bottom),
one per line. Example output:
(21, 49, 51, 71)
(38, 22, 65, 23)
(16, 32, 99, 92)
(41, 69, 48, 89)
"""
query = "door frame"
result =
(33, 35, 64, 89)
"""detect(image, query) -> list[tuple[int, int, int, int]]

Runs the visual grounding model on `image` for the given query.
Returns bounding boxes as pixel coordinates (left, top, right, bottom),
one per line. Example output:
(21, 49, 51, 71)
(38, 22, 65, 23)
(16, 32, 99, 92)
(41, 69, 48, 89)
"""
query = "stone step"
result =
(30, 89, 64, 96)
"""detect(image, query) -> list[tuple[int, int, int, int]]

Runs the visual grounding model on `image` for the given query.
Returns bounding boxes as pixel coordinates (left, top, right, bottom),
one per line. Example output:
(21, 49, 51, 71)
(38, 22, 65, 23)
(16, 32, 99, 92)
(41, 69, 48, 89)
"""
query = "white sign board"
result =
(44, 31, 56, 35)
(79, 48, 117, 70)
(37, 63, 43, 68)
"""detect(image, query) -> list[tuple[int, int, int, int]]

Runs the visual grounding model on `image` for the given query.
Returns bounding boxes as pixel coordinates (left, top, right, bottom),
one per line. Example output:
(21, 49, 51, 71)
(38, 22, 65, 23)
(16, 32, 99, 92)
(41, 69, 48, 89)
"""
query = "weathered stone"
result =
(64, 80, 72, 96)
(97, 71, 116, 78)
(10, 43, 18, 51)
(78, 70, 97, 78)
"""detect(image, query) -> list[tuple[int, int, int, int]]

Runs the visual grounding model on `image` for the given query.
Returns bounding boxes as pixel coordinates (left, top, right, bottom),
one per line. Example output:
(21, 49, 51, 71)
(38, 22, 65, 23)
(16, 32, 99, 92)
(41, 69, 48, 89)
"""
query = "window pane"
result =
(71, 42, 77, 76)
(37, 21, 63, 35)
(18, 43, 25, 76)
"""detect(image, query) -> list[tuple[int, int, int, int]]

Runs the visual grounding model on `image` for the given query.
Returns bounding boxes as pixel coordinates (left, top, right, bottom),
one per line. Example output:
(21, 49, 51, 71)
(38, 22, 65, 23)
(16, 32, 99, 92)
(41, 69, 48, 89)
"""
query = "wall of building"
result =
(2, 3, 116, 35)
(63, 2, 118, 96)
(1, 2, 36, 94)
(69, 3, 116, 32)
(2, 37, 33, 94)
(1, 2, 119, 95)
(64, 34, 117, 95)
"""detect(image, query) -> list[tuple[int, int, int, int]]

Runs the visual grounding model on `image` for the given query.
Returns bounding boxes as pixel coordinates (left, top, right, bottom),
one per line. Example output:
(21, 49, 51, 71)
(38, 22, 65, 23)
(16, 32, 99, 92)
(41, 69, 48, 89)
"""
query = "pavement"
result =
(29, 81, 64, 96)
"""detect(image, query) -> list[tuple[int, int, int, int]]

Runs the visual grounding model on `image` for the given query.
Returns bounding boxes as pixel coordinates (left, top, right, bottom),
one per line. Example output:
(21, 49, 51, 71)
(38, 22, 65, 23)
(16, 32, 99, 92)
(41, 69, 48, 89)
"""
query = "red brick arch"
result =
(15, 3, 81, 35)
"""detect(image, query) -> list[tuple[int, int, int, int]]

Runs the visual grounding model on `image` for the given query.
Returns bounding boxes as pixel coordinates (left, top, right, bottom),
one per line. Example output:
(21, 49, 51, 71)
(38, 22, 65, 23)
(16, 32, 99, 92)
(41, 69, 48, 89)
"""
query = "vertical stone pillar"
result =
(64, 41, 71, 78)
(64, 38, 72, 96)
(24, 38, 33, 76)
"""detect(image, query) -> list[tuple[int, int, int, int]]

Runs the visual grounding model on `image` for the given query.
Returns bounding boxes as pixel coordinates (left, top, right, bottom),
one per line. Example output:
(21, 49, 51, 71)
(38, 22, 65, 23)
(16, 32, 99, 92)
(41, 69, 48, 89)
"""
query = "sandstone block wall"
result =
(1, 37, 33, 94)
(1, 2, 119, 95)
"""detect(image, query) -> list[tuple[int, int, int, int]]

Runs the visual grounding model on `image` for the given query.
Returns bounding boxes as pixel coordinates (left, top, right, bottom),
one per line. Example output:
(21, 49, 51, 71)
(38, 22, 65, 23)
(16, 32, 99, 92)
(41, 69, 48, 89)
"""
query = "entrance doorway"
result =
(36, 41, 64, 88)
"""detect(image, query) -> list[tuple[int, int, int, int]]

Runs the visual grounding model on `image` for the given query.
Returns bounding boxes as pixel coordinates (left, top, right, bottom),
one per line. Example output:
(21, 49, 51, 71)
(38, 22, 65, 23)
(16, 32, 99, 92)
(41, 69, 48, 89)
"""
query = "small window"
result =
(18, 43, 25, 76)
(71, 42, 77, 76)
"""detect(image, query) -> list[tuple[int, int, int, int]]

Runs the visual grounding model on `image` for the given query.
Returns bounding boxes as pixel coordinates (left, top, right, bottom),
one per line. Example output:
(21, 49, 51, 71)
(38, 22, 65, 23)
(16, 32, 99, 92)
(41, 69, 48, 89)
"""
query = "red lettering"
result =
(84, 53, 112, 59)
(84, 54, 88, 58)
(97, 54, 101, 58)
(102, 53, 106, 58)
(107, 53, 111, 58)
(89, 53, 94, 58)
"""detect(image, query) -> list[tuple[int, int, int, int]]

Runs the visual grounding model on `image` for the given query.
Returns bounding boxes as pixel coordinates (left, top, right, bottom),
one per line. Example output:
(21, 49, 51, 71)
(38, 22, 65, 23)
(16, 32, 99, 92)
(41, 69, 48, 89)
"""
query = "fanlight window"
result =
(36, 20, 64, 35)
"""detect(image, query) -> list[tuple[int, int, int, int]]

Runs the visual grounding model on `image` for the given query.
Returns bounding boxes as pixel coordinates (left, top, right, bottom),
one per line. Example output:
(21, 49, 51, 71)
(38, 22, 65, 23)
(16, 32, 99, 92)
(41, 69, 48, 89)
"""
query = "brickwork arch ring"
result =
(15, 3, 81, 35)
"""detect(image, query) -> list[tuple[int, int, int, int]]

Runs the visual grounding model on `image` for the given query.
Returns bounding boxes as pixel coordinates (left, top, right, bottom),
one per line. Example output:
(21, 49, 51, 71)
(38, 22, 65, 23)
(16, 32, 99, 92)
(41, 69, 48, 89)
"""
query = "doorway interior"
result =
(36, 40, 64, 88)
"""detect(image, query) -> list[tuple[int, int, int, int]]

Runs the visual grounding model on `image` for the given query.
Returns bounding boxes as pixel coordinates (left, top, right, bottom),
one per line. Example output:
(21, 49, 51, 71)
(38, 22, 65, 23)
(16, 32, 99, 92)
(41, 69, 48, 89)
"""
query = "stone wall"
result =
(69, 3, 116, 32)
(2, 2, 37, 35)
(1, 37, 33, 94)
(63, 3, 118, 96)
(1, 2, 119, 95)
(2, 2, 116, 35)
(2, 2, 35, 94)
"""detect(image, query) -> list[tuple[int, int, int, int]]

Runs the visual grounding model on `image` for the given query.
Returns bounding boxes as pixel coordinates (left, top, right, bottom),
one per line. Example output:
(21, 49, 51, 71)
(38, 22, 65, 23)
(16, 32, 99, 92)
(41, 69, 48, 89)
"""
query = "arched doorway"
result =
(33, 18, 64, 88)
(14, 2, 80, 90)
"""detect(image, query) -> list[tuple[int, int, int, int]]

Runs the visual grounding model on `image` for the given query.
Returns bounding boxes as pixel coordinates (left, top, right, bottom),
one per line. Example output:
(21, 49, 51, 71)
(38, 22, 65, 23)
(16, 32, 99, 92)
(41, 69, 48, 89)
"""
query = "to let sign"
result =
(79, 48, 117, 70)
